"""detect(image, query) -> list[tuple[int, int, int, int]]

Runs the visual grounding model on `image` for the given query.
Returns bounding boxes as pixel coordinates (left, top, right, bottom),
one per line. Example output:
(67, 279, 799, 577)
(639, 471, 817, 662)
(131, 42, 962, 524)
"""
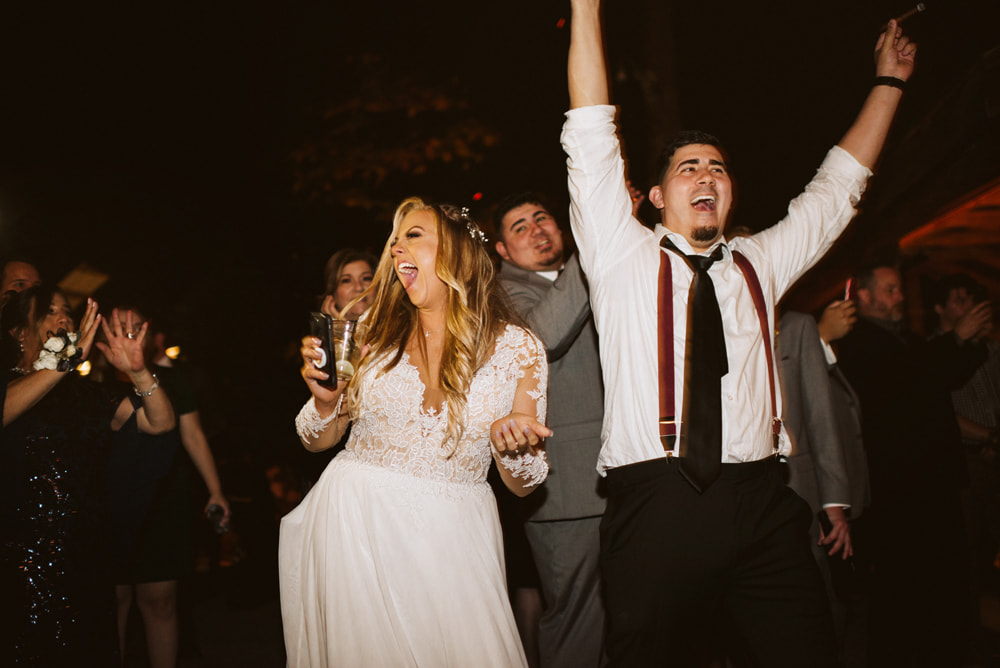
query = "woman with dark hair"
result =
(319, 248, 377, 320)
(101, 305, 230, 668)
(299, 248, 378, 483)
(0, 286, 175, 665)
(280, 198, 551, 667)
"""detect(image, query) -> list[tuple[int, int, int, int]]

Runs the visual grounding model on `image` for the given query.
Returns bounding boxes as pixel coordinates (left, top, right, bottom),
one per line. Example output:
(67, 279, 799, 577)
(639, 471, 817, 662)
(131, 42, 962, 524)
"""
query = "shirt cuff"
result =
(820, 338, 838, 365)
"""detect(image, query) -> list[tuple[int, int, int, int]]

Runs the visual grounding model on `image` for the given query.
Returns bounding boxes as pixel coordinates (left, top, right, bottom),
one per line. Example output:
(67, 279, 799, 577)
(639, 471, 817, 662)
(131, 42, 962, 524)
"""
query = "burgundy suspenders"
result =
(657, 247, 781, 451)
(730, 251, 782, 446)
(657, 253, 677, 442)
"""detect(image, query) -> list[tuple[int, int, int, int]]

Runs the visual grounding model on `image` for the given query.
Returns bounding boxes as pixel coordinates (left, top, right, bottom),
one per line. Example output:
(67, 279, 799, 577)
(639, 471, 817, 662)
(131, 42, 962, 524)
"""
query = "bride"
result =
(280, 197, 551, 667)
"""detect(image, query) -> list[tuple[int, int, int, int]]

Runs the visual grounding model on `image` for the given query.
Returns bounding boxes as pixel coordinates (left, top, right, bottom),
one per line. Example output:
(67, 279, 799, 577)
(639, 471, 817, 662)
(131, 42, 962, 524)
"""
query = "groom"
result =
(562, 0, 916, 664)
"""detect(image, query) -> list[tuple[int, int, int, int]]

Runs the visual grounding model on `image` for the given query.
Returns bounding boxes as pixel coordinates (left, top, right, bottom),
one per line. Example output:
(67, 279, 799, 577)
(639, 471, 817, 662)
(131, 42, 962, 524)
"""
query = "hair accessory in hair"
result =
(460, 207, 488, 244)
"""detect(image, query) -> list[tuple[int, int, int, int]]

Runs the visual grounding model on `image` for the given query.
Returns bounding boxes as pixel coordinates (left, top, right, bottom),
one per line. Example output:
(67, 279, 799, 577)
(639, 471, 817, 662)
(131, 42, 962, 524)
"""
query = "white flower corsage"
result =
(34, 329, 83, 372)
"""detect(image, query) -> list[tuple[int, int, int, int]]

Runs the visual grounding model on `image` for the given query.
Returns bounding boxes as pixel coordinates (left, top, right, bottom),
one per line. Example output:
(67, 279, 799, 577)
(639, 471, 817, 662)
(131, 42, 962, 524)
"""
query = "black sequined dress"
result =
(0, 370, 123, 666)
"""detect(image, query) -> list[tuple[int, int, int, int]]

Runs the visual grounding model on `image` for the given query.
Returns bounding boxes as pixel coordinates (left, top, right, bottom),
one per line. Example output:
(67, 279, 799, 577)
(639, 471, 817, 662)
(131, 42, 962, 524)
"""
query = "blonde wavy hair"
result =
(344, 197, 522, 455)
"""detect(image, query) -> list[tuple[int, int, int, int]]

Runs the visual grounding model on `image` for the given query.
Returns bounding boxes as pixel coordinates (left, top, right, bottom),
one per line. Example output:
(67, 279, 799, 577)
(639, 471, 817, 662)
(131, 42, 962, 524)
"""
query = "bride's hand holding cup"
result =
(300, 336, 370, 418)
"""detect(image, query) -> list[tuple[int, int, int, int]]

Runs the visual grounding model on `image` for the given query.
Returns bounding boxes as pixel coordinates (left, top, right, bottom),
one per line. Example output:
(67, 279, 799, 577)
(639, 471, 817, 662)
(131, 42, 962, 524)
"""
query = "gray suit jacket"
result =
(499, 255, 605, 521)
(778, 311, 869, 517)
(828, 361, 869, 516)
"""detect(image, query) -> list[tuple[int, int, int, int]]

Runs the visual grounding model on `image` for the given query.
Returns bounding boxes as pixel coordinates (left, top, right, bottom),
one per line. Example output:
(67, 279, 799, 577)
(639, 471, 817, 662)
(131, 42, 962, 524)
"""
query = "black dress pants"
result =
(600, 456, 838, 668)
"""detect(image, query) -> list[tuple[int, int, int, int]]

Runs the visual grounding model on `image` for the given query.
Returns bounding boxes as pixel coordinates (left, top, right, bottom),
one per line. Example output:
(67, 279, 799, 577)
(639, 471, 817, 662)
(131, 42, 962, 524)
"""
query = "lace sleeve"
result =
(496, 328, 549, 486)
(294, 395, 342, 444)
(517, 328, 548, 424)
(497, 450, 549, 486)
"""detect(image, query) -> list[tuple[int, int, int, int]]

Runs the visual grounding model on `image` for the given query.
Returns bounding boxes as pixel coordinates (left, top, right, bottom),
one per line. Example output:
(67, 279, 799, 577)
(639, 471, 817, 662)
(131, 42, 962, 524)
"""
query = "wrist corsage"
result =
(33, 329, 83, 372)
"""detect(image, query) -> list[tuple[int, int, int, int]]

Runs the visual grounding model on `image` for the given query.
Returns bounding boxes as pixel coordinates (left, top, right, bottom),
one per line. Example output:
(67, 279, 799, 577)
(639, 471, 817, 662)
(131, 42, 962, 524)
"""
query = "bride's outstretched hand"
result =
(490, 412, 553, 457)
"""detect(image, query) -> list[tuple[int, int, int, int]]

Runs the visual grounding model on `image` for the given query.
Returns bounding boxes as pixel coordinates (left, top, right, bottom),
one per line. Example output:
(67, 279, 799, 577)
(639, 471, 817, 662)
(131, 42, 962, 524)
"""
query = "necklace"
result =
(423, 329, 443, 338)
(11, 366, 30, 375)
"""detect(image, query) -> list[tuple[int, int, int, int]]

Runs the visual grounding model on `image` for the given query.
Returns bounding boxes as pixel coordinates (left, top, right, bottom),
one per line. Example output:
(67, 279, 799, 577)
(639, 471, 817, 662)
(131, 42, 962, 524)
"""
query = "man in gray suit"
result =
(778, 302, 869, 653)
(781, 302, 870, 545)
(815, 300, 870, 521)
(494, 192, 605, 668)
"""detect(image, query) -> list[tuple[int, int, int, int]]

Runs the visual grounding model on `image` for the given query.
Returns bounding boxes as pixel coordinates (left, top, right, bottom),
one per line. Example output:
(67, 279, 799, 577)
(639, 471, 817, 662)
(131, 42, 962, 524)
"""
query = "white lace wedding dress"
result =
(280, 325, 548, 667)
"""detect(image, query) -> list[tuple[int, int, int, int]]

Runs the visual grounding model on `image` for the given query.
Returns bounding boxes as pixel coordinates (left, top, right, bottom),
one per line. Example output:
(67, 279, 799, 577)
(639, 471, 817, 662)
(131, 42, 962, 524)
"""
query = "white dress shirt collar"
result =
(656, 226, 732, 260)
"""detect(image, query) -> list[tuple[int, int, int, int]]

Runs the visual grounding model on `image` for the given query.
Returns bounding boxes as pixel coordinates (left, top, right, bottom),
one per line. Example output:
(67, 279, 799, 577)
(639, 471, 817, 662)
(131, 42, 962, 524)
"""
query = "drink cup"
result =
(331, 320, 365, 380)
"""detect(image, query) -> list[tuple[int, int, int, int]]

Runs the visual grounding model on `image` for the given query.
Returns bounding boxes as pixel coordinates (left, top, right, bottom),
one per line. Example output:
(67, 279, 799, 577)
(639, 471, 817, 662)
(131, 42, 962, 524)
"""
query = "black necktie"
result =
(662, 239, 728, 492)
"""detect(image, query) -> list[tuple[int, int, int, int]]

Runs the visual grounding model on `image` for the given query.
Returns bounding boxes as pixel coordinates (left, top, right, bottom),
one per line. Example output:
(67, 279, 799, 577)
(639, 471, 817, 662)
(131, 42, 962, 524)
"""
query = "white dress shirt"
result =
(820, 338, 839, 366)
(562, 105, 872, 474)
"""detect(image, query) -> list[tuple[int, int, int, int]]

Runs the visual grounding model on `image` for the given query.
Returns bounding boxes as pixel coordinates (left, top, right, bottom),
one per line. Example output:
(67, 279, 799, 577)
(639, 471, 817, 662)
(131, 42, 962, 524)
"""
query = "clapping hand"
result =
(74, 298, 103, 361)
(96, 308, 147, 374)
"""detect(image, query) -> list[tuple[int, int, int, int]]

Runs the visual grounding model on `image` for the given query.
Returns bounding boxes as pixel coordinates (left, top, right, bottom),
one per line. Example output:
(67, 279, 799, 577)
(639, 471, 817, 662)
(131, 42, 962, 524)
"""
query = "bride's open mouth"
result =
(396, 262, 417, 290)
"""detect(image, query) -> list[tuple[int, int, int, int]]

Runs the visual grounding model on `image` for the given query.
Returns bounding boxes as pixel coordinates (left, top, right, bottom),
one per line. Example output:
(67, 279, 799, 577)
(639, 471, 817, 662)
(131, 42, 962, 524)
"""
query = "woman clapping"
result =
(0, 286, 174, 665)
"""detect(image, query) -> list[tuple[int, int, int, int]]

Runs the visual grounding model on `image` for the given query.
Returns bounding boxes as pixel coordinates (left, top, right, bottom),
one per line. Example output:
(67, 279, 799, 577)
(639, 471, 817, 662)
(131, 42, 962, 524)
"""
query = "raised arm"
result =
(568, 0, 609, 108)
(111, 366, 175, 435)
(837, 19, 917, 169)
(100, 310, 175, 434)
(2, 299, 101, 428)
(4, 371, 67, 427)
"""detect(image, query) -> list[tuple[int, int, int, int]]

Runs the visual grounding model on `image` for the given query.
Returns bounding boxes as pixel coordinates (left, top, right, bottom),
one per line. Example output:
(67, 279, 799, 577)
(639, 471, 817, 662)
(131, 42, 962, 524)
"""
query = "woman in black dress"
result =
(0, 285, 175, 666)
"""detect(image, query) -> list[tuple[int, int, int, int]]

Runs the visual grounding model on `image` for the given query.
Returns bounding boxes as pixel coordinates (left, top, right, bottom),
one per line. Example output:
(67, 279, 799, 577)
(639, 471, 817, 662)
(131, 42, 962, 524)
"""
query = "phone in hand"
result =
(309, 312, 337, 389)
(206, 504, 229, 535)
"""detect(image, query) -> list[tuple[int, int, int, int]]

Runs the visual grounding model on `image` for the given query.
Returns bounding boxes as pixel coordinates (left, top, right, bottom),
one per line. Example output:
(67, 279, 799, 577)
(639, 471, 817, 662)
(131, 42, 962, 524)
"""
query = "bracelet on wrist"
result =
(873, 76, 906, 91)
(133, 373, 160, 397)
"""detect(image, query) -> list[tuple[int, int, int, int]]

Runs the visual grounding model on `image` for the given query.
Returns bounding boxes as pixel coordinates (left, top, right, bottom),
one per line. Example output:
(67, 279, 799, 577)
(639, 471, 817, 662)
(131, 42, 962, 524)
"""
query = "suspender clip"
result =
(659, 417, 677, 452)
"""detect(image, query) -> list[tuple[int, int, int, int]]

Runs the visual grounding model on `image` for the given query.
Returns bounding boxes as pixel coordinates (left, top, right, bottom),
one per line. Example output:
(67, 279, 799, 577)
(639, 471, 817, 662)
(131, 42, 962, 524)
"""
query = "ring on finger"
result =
(126, 332, 137, 340)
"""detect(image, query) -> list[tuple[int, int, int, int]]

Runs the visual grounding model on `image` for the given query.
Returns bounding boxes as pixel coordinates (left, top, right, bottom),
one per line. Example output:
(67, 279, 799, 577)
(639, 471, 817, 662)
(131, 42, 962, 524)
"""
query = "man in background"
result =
(494, 192, 605, 667)
(839, 262, 988, 665)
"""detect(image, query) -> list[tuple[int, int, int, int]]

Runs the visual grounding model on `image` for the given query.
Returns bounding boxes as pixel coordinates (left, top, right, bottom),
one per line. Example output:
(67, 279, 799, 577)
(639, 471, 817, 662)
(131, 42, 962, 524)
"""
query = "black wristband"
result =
(874, 76, 906, 91)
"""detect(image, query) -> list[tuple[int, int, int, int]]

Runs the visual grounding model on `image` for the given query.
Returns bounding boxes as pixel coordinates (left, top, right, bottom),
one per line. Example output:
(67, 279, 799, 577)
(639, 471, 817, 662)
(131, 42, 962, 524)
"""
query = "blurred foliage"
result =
(290, 53, 499, 220)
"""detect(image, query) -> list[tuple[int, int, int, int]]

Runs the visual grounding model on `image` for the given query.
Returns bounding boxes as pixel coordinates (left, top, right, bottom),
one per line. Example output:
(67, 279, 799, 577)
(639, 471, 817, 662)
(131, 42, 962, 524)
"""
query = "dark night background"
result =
(0, 0, 996, 471)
